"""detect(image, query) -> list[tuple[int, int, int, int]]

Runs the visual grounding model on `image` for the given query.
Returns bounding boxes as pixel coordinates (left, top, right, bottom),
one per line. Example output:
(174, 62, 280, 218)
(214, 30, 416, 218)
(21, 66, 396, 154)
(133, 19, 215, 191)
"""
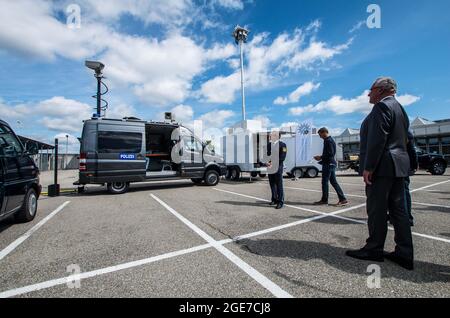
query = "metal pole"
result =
(54, 139, 58, 185)
(96, 74, 102, 117)
(239, 39, 246, 121)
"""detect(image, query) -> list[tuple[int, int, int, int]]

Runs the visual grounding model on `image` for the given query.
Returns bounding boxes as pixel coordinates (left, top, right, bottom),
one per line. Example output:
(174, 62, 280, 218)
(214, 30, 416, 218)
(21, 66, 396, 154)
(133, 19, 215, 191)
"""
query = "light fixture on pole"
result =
(232, 25, 250, 121)
(65, 134, 69, 170)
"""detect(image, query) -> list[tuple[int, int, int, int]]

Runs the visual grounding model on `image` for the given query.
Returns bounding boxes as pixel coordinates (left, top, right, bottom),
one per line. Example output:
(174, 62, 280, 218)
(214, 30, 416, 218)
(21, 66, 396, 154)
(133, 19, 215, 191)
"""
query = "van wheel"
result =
(15, 188, 38, 223)
(250, 171, 258, 178)
(230, 167, 241, 181)
(259, 173, 267, 178)
(292, 168, 304, 179)
(430, 161, 446, 175)
(204, 170, 220, 186)
(191, 178, 203, 185)
(107, 182, 130, 194)
(306, 168, 319, 178)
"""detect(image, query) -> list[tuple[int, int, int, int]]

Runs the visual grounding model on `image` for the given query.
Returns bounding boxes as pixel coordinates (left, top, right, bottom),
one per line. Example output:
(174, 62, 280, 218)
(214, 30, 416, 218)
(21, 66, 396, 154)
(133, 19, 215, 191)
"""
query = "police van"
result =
(75, 117, 227, 194)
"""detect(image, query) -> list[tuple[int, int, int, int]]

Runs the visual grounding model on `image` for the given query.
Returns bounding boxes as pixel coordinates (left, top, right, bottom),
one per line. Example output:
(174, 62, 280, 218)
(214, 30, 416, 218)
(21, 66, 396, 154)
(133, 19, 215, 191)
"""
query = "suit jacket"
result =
(359, 96, 410, 177)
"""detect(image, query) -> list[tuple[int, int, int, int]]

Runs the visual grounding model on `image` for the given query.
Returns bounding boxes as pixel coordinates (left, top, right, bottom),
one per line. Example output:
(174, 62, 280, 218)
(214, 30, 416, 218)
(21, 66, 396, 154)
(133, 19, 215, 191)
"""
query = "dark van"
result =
(0, 120, 41, 223)
(75, 117, 227, 194)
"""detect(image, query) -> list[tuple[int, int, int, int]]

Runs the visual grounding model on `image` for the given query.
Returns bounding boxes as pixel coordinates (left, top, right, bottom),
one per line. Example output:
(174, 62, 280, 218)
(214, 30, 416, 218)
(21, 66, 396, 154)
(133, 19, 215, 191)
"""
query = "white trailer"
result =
(221, 120, 269, 180)
(281, 132, 323, 178)
(280, 127, 344, 179)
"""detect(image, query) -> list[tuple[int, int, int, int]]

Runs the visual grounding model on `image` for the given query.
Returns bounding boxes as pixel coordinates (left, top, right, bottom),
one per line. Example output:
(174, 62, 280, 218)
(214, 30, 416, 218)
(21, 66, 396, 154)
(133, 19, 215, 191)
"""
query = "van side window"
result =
(183, 137, 202, 152)
(98, 131, 142, 153)
(0, 124, 23, 156)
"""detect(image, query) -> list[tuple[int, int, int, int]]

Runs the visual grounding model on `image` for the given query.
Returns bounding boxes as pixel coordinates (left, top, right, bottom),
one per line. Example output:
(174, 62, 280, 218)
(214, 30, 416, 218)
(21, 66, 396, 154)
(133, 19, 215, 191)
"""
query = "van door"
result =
(96, 122, 146, 182)
(0, 125, 26, 213)
(0, 158, 5, 215)
(180, 135, 205, 178)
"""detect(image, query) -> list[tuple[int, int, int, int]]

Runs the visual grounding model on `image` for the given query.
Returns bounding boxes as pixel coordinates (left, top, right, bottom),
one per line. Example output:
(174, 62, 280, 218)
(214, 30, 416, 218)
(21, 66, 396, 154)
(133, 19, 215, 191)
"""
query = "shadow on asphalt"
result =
(237, 238, 450, 283)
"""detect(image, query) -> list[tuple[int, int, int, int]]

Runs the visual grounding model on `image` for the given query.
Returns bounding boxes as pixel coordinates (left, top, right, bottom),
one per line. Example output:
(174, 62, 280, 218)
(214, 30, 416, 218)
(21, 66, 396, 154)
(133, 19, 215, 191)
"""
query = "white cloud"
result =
(284, 39, 353, 71)
(289, 91, 421, 116)
(170, 104, 194, 123)
(213, 0, 244, 10)
(397, 94, 421, 106)
(199, 73, 241, 104)
(200, 22, 351, 104)
(0, 1, 243, 107)
(252, 115, 273, 129)
(198, 109, 235, 128)
(76, 0, 194, 26)
(349, 20, 366, 33)
(0, 0, 110, 60)
(274, 82, 321, 105)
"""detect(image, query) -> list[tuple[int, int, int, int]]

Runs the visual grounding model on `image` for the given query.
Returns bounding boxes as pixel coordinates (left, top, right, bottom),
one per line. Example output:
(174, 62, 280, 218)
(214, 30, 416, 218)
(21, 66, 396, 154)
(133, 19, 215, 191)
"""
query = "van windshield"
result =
(0, 124, 23, 156)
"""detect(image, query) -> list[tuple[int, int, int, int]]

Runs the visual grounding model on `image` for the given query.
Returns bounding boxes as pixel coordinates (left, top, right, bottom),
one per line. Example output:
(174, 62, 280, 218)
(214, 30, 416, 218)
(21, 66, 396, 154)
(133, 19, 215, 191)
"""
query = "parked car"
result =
(338, 148, 447, 176)
(0, 119, 41, 223)
(416, 148, 447, 175)
(75, 117, 227, 194)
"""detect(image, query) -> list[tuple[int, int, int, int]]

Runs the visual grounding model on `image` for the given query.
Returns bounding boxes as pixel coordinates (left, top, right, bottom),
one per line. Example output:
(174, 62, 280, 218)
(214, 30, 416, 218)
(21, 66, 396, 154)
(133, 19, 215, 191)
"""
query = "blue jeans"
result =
(321, 164, 346, 202)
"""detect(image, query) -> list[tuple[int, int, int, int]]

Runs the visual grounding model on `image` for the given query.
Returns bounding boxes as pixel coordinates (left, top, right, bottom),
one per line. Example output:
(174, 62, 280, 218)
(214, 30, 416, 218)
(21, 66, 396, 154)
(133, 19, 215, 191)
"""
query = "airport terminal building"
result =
(334, 117, 450, 164)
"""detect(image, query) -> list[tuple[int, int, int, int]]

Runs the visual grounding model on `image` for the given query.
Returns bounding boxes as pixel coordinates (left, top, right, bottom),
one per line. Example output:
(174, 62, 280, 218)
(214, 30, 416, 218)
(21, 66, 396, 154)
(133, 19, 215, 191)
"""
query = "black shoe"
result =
(275, 203, 284, 209)
(345, 249, 384, 262)
(409, 219, 414, 227)
(269, 201, 277, 206)
(384, 252, 414, 270)
(314, 200, 328, 206)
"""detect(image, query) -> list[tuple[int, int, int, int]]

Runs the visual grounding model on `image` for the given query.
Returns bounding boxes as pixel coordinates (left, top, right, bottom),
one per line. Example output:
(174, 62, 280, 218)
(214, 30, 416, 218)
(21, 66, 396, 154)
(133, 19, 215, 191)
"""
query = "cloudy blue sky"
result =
(0, 0, 449, 151)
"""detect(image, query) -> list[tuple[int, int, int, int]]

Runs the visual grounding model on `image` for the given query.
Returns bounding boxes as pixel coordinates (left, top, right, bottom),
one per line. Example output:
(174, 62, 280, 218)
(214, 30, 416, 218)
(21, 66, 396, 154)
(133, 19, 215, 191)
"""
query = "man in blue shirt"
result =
(314, 127, 348, 206)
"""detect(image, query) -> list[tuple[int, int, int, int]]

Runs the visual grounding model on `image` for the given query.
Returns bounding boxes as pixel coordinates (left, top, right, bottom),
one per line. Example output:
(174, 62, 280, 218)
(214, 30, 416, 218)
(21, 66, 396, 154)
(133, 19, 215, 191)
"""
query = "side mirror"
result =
(25, 142, 39, 155)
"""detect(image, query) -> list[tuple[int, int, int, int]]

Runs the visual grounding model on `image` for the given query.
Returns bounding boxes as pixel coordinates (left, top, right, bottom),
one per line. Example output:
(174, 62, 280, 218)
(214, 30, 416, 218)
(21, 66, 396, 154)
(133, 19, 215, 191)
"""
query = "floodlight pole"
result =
(233, 26, 249, 121)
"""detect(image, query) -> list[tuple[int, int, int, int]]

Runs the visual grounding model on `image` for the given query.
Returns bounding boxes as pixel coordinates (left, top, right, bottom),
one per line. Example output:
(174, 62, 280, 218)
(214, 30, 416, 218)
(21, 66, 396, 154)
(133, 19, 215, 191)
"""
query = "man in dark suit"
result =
(314, 127, 348, 206)
(346, 77, 414, 270)
(267, 131, 287, 209)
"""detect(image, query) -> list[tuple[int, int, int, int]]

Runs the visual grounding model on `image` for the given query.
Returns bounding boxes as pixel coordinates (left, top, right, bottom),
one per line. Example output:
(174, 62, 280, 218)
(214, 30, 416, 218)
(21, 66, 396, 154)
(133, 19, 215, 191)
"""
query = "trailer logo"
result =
(120, 154, 136, 160)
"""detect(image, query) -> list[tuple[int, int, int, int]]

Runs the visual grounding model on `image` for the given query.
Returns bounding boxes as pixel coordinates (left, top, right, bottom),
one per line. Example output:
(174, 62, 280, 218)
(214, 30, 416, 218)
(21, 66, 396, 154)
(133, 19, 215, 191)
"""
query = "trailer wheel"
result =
(225, 168, 232, 180)
(204, 170, 220, 186)
(292, 168, 304, 179)
(107, 182, 130, 194)
(306, 168, 319, 178)
(250, 171, 258, 178)
(15, 188, 38, 223)
(259, 173, 267, 178)
(230, 167, 241, 181)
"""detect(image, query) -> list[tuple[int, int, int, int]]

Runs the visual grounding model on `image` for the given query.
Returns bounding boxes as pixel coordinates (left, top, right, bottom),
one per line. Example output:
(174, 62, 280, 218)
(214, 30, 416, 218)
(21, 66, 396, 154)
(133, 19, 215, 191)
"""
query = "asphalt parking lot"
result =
(0, 170, 449, 298)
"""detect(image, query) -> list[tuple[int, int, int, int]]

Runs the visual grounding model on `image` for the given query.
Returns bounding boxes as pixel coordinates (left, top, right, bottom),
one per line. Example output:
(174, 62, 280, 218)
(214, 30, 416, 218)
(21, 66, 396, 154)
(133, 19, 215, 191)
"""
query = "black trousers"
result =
(365, 176, 414, 260)
(269, 169, 284, 204)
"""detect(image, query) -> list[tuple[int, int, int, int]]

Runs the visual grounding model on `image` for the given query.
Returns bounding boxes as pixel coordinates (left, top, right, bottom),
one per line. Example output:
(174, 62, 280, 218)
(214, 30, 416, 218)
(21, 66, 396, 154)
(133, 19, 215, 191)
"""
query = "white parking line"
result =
(214, 182, 450, 244)
(150, 194, 293, 298)
(280, 185, 450, 209)
(2, 180, 449, 298)
(0, 243, 212, 298)
(0, 201, 70, 262)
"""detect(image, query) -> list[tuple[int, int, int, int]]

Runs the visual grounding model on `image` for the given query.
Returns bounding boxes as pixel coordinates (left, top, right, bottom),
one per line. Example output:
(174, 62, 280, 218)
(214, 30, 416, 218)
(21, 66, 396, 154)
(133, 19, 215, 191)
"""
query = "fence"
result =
(32, 153, 79, 171)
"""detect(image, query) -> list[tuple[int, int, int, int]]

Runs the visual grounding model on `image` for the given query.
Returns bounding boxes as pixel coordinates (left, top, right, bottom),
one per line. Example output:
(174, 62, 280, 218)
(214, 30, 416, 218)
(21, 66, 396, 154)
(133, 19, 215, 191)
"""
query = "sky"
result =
(0, 0, 449, 152)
